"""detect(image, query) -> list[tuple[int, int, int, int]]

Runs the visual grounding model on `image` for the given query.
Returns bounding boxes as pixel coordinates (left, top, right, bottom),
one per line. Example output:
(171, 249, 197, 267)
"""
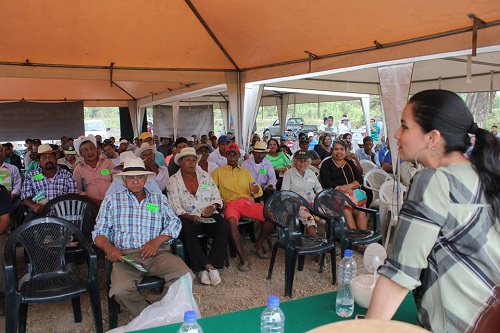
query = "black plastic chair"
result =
(4, 217, 103, 333)
(105, 239, 185, 330)
(263, 190, 337, 297)
(314, 188, 382, 256)
(41, 193, 99, 241)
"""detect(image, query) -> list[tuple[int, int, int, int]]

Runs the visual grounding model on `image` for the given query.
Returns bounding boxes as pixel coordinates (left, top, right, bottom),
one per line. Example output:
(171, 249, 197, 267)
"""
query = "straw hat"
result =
(74, 134, 97, 154)
(113, 157, 155, 184)
(252, 141, 269, 153)
(135, 142, 156, 157)
(30, 144, 59, 159)
(174, 147, 201, 165)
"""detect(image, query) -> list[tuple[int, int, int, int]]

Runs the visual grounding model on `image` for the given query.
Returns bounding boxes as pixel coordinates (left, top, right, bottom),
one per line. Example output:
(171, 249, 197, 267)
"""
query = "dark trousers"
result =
(180, 213, 229, 272)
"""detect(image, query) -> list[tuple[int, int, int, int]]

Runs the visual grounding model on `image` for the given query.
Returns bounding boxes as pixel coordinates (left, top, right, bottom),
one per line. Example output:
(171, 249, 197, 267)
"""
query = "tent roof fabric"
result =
(1, 1, 499, 105)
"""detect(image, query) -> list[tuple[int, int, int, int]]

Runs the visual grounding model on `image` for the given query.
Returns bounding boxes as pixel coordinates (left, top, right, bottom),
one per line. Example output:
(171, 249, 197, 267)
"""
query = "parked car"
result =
(263, 117, 318, 139)
(84, 120, 110, 139)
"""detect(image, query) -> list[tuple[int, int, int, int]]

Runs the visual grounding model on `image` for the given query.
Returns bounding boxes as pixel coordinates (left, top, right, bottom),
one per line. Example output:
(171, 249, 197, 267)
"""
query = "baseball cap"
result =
(226, 143, 240, 154)
(139, 132, 153, 140)
(218, 135, 230, 144)
(293, 150, 312, 159)
(307, 132, 314, 137)
(63, 145, 77, 155)
(299, 137, 309, 143)
(280, 135, 288, 140)
(119, 139, 129, 144)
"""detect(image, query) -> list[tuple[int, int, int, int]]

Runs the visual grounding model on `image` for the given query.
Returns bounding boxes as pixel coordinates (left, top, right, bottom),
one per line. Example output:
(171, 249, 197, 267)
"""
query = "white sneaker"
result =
(198, 270, 210, 285)
(208, 269, 221, 286)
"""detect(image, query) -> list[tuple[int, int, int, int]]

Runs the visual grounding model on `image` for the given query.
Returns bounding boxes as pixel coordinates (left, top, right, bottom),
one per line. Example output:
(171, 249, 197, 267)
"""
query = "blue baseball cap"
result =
(280, 135, 288, 140)
(217, 135, 230, 144)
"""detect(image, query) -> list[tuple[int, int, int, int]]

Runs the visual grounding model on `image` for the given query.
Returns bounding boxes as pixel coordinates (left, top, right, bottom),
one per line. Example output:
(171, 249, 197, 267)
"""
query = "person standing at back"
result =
(366, 89, 500, 333)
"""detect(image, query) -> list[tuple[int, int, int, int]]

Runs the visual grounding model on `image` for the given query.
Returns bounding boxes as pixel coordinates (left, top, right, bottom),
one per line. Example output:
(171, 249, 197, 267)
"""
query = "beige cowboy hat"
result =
(135, 142, 156, 158)
(30, 144, 59, 159)
(113, 157, 155, 184)
(174, 147, 201, 165)
(252, 141, 269, 153)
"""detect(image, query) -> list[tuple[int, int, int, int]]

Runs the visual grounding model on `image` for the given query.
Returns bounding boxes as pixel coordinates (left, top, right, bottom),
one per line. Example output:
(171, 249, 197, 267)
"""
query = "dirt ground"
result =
(7, 233, 365, 333)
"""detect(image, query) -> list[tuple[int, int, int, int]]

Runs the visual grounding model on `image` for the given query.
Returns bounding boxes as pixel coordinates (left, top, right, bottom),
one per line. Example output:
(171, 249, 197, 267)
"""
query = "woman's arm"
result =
(366, 275, 409, 319)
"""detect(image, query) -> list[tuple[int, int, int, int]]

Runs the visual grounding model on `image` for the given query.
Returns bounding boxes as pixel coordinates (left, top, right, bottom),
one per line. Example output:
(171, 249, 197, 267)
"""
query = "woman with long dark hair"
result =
(366, 90, 500, 332)
(314, 133, 333, 160)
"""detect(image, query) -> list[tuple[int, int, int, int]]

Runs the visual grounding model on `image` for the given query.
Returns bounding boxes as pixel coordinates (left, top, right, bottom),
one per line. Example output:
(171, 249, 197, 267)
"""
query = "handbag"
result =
(343, 161, 367, 207)
(346, 188, 368, 207)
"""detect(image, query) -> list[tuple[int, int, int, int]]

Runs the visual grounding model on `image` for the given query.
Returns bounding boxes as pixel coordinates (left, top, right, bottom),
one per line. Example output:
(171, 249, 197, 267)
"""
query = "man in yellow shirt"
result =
(211, 143, 274, 272)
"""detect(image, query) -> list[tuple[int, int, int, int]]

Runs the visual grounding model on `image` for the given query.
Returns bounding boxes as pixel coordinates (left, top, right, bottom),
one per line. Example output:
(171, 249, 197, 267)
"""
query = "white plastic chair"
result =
(379, 181, 407, 249)
(363, 168, 393, 208)
(359, 159, 378, 175)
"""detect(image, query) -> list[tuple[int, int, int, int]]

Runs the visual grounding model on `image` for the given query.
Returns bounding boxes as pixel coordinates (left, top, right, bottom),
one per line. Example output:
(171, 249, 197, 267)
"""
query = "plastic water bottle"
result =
(178, 310, 203, 333)
(335, 249, 357, 317)
(260, 295, 285, 333)
(186, 205, 196, 214)
(307, 191, 314, 204)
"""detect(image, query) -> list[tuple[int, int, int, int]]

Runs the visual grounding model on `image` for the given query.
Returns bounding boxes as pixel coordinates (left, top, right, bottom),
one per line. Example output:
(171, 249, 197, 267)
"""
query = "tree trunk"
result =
(466, 92, 496, 128)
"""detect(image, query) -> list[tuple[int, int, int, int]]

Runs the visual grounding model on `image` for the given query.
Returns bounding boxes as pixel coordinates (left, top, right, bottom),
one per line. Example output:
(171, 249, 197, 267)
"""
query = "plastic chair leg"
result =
(330, 249, 337, 284)
(89, 284, 104, 333)
(319, 254, 326, 273)
(298, 256, 305, 271)
(108, 296, 119, 330)
(19, 303, 28, 333)
(284, 250, 297, 298)
(267, 244, 279, 279)
(5, 294, 21, 333)
(71, 297, 82, 323)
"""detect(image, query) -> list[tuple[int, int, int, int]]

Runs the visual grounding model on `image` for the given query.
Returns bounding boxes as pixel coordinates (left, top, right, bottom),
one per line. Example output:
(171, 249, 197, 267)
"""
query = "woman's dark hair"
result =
(333, 140, 348, 150)
(320, 133, 331, 145)
(279, 144, 292, 156)
(409, 89, 500, 216)
(267, 138, 279, 150)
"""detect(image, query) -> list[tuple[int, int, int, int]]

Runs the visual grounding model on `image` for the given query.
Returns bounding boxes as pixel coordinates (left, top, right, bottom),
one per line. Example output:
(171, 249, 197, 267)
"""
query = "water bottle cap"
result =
(184, 310, 197, 323)
(267, 295, 280, 307)
(344, 249, 353, 257)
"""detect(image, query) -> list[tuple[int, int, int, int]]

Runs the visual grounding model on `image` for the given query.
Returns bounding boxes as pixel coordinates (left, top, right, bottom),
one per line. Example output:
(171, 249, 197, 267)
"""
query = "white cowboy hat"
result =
(174, 147, 201, 165)
(74, 134, 97, 154)
(135, 142, 156, 158)
(113, 157, 155, 184)
(252, 141, 269, 153)
(113, 151, 136, 170)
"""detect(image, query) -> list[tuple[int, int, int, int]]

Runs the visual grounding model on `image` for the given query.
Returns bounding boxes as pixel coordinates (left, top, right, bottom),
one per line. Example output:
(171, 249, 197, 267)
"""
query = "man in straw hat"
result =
(21, 144, 78, 221)
(167, 147, 228, 286)
(73, 135, 117, 205)
(241, 141, 276, 203)
(105, 151, 162, 197)
(93, 157, 192, 318)
(211, 143, 274, 272)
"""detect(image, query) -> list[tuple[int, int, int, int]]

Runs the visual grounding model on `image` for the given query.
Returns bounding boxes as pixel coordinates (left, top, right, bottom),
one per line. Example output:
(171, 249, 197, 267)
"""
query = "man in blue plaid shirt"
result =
(93, 157, 192, 318)
(21, 144, 78, 221)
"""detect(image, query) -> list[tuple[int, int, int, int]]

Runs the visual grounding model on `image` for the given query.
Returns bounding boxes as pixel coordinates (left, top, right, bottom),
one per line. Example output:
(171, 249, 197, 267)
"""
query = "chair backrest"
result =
(379, 181, 407, 209)
(264, 190, 311, 234)
(41, 194, 99, 239)
(363, 168, 393, 192)
(5, 217, 87, 277)
(359, 160, 378, 175)
(314, 188, 346, 220)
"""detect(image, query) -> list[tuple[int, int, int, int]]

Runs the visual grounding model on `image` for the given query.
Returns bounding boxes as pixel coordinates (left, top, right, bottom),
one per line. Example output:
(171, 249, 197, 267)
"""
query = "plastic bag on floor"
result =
(107, 273, 200, 333)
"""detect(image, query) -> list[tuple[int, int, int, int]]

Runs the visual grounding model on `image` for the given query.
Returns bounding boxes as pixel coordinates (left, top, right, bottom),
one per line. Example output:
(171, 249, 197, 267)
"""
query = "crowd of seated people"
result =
(0, 117, 492, 323)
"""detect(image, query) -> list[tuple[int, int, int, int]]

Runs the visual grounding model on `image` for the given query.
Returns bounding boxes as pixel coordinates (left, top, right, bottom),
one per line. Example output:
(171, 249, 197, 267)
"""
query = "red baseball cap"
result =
(226, 143, 240, 155)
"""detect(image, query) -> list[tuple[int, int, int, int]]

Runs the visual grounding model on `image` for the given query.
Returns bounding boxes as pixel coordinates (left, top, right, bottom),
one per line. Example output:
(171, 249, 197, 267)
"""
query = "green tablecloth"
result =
(132, 291, 417, 333)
